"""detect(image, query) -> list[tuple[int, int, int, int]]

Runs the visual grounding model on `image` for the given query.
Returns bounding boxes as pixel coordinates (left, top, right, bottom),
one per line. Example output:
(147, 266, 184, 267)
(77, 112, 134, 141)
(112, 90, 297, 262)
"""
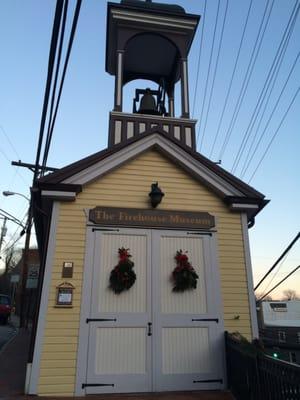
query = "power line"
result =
(209, 0, 253, 159)
(0, 125, 21, 160)
(248, 85, 300, 183)
(41, 0, 82, 175)
(233, 1, 299, 175)
(0, 145, 29, 186)
(259, 265, 300, 301)
(196, 0, 221, 150)
(254, 232, 300, 291)
(192, 0, 207, 119)
(259, 252, 289, 298)
(42, 0, 69, 172)
(33, 0, 64, 183)
(219, 0, 274, 162)
(241, 50, 300, 179)
(239, 20, 296, 178)
(200, 0, 229, 153)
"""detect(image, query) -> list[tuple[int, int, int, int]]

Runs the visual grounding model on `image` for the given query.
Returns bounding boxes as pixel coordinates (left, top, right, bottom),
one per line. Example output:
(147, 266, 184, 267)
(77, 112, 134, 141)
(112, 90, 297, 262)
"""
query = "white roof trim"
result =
(230, 203, 259, 210)
(63, 134, 244, 197)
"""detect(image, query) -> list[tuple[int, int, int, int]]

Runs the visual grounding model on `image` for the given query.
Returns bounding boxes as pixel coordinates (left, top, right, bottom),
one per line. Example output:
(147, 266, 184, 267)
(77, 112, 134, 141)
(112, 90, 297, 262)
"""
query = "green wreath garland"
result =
(109, 247, 136, 294)
(171, 250, 199, 292)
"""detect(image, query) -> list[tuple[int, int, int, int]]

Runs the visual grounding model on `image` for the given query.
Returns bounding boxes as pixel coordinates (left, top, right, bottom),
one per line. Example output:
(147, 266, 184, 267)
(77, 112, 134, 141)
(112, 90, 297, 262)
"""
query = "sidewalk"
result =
(0, 315, 31, 399)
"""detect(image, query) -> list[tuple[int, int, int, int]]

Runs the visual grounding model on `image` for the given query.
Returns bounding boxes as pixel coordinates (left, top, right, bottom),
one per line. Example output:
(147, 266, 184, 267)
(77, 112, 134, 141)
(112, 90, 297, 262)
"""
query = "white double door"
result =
(85, 228, 224, 394)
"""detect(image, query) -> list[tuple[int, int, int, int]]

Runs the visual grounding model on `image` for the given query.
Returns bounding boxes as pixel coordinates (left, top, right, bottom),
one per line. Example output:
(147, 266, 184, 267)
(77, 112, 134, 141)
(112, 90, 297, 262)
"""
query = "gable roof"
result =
(37, 129, 269, 219)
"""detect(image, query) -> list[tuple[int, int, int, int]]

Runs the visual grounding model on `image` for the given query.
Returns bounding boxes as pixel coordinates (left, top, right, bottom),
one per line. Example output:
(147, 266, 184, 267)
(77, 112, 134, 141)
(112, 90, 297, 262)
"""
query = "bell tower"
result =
(106, 0, 200, 149)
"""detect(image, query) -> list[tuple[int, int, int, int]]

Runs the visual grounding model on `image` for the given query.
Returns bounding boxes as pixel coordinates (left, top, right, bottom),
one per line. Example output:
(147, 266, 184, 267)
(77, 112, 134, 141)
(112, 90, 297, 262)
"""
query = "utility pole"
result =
(0, 217, 8, 254)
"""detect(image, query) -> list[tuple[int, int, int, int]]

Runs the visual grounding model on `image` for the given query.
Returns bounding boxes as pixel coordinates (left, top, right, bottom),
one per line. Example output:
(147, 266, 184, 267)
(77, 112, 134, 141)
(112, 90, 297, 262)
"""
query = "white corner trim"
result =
(41, 190, 76, 200)
(75, 227, 95, 396)
(230, 203, 259, 210)
(27, 202, 60, 395)
(63, 134, 243, 198)
(241, 213, 259, 339)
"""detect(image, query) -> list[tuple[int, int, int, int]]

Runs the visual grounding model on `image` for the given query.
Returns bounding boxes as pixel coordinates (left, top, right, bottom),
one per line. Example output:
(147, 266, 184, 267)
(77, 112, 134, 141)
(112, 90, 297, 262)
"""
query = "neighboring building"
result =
(27, 0, 268, 397)
(12, 248, 40, 319)
(259, 301, 300, 365)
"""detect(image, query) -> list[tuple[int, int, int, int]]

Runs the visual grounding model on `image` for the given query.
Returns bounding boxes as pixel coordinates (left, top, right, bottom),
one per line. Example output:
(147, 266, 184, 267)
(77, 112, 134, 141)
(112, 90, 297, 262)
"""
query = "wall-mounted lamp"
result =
(149, 182, 164, 208)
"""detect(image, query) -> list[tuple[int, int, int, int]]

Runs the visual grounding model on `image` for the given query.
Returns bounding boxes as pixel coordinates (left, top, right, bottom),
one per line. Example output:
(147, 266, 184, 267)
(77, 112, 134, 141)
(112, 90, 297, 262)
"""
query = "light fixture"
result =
(3, 191, 30, 201)
(149, 182, 164, 208)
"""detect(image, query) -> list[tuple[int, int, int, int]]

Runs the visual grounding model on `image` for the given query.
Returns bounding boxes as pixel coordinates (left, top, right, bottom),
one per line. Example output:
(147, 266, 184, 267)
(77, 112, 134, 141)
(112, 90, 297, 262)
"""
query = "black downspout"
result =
(27, 199, 52, 363)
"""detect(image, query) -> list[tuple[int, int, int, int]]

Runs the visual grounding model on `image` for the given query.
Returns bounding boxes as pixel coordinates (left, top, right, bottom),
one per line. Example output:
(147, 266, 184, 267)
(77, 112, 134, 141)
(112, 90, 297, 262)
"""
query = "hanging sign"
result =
(89, 207, 215, 230)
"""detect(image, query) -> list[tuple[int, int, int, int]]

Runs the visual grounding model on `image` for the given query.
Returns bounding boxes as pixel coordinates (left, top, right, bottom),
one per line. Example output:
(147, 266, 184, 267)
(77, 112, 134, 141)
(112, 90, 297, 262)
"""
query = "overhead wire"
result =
(248, 85, 299, 183)
(41, 0, 69, 173)
(41, 0, 82, 175)
(218, 0, 274, 162)
(192, 0, 207, 118)
(209, 0, 253, 159)
(241, 49, 300, 179)
(259, 253, 289, 298)
(232, 0, 299, 174)
(32, 0, 64, 183)
(0, 145, 29, 186)
(196, 0, 221, 150)
(0, 211, 28, 256)
(259, 265, 300, 301)
(200, 0, 229, 153)
(239, 23, 296, 178)
(0, 125, 21, 159)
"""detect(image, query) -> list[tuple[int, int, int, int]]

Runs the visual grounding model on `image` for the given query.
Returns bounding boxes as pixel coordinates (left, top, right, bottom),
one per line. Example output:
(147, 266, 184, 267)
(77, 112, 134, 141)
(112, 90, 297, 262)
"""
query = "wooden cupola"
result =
(106, 0, 200, 149)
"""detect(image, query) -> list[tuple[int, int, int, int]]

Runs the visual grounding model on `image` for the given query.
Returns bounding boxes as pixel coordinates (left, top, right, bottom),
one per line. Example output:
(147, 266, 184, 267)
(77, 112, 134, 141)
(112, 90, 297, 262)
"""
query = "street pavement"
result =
(0, 319, 17, 351)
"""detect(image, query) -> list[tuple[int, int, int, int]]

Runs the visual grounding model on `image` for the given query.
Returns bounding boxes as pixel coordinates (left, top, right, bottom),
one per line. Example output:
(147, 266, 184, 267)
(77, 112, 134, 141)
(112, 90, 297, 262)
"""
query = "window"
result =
(289, 352, 297, 363)
(270, 302, 287, 312)
(278, 331, 286, 343)
(0, 295, 10, 305)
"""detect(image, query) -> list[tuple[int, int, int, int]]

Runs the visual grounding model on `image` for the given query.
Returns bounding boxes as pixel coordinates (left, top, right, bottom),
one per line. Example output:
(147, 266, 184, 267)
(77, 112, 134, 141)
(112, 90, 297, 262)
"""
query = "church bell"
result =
(138, 88, 156, 115)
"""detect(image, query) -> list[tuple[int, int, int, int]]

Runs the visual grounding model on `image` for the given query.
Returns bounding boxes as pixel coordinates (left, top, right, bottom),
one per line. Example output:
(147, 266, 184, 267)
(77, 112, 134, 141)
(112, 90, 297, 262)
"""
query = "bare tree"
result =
(282, 289, 299, 301)
(0, 246, 21, 294)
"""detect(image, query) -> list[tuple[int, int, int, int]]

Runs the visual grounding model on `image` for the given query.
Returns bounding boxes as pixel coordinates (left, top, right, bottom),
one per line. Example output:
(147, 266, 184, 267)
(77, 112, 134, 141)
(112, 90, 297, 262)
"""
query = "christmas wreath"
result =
(109, 247, 136, 294)
(171, 250, 199, 292)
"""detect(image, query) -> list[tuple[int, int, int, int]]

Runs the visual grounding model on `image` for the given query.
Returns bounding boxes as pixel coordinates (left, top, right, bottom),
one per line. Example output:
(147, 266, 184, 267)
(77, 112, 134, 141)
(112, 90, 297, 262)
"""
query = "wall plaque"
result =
(55, 282, 75, 308)
(89, 207, 215, 230)
(62, 261, 74, 278)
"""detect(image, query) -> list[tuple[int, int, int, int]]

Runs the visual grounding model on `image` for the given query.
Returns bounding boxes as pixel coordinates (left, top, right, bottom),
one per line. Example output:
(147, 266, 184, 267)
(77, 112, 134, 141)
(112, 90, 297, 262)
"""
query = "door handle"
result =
(147, 322, 152, 336)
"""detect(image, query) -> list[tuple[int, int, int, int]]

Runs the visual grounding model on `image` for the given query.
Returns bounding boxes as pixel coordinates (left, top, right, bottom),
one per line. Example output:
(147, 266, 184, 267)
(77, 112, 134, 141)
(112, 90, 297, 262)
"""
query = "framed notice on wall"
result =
(55, 282, 75, 308)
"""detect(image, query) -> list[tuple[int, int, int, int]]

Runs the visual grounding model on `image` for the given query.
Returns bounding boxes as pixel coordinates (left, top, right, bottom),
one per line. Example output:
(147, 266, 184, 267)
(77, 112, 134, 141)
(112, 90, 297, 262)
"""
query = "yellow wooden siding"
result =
(38, 149, 252, 396)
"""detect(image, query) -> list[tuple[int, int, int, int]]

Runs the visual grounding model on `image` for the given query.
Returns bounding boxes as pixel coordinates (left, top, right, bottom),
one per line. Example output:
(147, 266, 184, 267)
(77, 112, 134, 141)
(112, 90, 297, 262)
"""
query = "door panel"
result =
(162, 327, 211, 374)
(152, 231, 224, 392)
(159, 236, 207, 314)
(86, 229, 152, 394)
(95, 327, 147, 374)
(95, 233, 148, 313)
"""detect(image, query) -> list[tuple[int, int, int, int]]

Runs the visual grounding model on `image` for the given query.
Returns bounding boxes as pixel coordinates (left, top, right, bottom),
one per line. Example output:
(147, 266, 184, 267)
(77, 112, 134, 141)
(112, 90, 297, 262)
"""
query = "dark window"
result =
(270, 302, 287, 311)
(278, 331, 286, 342)
(0, 296, 10, 305)
(289, 352, 297, 363)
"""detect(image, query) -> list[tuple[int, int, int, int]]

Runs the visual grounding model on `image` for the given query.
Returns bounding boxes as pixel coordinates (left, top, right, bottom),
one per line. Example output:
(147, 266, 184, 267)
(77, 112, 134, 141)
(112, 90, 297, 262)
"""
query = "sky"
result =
(0, 0, 299, 300)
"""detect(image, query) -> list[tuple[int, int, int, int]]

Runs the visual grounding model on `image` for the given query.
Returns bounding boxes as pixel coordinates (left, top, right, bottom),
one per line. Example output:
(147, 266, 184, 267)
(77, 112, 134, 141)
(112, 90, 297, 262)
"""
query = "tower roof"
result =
(106, 1, 199, 86)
